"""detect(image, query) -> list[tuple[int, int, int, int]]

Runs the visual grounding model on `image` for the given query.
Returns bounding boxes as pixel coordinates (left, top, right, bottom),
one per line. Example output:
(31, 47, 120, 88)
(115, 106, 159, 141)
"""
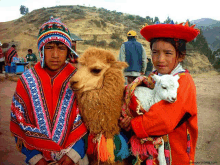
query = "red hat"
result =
(140, 22, 200, 43)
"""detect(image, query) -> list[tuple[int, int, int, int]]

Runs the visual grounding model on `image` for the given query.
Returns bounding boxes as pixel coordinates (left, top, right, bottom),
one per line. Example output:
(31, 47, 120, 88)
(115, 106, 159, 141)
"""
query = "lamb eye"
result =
(162, 86, 167, 89)
(91, 68, 102, 74)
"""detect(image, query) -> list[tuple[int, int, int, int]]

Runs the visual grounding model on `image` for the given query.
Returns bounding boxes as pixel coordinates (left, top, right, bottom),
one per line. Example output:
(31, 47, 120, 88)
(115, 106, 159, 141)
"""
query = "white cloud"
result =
(0, 6, 23, 22)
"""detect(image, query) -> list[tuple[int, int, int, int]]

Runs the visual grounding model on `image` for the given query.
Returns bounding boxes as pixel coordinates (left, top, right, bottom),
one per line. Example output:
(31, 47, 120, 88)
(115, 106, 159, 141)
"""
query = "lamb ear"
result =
(174, 74, 180, 81)
(151, 74, 161, 82)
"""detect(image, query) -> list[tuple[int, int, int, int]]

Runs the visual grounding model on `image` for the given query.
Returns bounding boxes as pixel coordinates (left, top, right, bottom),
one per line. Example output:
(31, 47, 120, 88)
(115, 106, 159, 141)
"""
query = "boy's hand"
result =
(36, 158, 48, 165)
(119, 116, 132, 131)
(56, 154, 75, 165)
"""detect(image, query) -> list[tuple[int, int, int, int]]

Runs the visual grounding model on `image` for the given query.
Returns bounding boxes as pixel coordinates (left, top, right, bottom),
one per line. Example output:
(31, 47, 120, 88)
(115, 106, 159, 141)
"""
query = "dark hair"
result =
(12, 44, 16, 48)
(150, 38, 186, 59)
(127, 36, 136, 40)
(28, 49, 32, 53)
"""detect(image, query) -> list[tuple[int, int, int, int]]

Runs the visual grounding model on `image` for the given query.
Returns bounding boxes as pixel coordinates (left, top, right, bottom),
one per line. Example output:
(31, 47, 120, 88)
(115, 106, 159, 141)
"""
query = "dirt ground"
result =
(0, 71, 219, 165)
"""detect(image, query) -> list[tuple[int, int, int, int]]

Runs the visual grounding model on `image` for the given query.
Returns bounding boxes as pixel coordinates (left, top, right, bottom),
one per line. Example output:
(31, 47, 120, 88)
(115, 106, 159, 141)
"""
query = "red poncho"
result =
(10, 62, 87, 161)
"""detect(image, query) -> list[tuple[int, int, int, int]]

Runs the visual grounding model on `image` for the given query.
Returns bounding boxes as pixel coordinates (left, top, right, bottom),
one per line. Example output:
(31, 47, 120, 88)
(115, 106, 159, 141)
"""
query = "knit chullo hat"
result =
(37, 16, 78, 68)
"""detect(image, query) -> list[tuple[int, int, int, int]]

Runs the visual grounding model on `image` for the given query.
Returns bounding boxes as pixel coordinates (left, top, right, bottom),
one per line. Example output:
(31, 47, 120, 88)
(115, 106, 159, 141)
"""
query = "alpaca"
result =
(70, 47, 130, 165)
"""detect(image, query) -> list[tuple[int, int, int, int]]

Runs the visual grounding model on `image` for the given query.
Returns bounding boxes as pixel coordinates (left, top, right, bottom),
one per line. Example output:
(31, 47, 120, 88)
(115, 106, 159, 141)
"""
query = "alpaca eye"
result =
(162, 86, 167, 89)
(91, 68, 102, 74)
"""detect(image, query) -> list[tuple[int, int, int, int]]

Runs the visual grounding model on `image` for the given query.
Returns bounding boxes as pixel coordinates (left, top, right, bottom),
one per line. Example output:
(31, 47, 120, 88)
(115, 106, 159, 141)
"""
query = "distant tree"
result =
(164, 16, 172, 23)
(153, 17, 160, 23)
(145, 16, 153, 25)
(126, 15, 135, 21)
(213, 48, 220, 69)
(186, 19, 192, 26)
(191, 29, 215, 64)
(20, 5, 29, 15)
(136, 16, 146, 23)
(146, 16, 151, 21)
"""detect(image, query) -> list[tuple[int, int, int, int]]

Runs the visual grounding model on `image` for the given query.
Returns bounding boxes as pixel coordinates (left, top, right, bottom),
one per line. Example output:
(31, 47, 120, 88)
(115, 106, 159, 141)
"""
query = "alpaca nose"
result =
(70, 80, 78, 87)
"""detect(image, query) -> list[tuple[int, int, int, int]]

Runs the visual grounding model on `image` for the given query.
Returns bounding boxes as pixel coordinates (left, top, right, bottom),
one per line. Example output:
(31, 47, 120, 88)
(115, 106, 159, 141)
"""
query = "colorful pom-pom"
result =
(106, 138, 115, 163)
(116, 134, 130, 160)
(98, 134, 110, 162)
(86, 134, 97, 155)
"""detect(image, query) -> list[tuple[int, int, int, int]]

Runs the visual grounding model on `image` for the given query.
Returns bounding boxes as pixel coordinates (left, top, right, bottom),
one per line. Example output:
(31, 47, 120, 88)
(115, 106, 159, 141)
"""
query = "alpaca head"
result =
(69, 47, 128, 137)
(152, 74, 180, 103)
(70, 47, 128, 93)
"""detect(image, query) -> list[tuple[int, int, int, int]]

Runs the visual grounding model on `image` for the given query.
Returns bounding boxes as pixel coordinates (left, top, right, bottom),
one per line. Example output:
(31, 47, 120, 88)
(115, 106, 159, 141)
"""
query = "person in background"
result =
(118, 30, 147, 84)
(5, 44, 18, 66)
(145, 57, 153, 76)
(26, 49, 37, 68)
(0, 42, 4, 73)
(10, 17, 87, 165)
(120, 22, 199, 164)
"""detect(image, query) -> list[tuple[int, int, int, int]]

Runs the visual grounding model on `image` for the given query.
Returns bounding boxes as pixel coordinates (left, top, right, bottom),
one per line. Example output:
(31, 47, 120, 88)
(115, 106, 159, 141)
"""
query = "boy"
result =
(10, 17, 87, 165)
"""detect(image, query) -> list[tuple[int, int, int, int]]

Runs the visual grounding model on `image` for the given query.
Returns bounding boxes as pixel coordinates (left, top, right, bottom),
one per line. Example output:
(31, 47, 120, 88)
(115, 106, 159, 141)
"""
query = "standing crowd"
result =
(0, 42, 38, 74)
(8, 16, 199, 165)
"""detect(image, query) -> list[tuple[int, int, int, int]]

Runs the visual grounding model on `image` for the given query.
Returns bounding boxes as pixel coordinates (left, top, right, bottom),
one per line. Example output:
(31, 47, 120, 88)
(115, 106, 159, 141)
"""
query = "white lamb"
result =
(134, 74, 180, 113)
(134, 74, 180, 165)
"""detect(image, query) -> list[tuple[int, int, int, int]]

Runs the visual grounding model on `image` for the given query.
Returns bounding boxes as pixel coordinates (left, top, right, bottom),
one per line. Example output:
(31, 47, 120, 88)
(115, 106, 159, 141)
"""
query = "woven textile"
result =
(5, 47, 18, 65)
(10, 62, 87, 161)
(37, 17, 77, 67)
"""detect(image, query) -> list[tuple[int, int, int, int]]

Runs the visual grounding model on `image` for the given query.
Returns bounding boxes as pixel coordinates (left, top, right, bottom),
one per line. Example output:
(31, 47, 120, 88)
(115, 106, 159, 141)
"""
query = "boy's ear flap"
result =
(111, 61, 128, 69)
(151, 74, 160, 82)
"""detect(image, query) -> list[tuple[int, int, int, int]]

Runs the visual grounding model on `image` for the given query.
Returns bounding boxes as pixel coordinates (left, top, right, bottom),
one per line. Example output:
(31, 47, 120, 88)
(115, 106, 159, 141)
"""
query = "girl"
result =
(120, 22, 199, 165)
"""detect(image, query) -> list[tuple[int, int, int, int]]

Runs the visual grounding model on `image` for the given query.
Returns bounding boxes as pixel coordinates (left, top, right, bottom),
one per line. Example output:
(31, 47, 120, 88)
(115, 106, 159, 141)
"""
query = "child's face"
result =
(151, 40, 183, 74)
(44, 42, 68, 72)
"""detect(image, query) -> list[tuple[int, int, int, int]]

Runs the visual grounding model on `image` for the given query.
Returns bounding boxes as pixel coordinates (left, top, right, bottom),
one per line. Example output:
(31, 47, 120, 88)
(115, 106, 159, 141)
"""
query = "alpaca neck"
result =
(78, 70, 124, 138)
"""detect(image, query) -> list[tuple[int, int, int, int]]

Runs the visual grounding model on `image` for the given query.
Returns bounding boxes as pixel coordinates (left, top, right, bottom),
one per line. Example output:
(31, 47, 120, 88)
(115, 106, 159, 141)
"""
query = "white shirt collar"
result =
(158, 63, 185, 76)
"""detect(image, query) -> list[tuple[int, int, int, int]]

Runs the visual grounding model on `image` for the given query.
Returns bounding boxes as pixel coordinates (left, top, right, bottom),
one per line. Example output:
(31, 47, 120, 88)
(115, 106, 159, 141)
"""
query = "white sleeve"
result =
(28, 154, 43, 165)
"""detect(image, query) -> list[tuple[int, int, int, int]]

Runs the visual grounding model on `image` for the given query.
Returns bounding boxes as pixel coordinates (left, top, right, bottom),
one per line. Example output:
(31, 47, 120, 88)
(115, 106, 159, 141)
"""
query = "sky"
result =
(0, 0, 219, 23)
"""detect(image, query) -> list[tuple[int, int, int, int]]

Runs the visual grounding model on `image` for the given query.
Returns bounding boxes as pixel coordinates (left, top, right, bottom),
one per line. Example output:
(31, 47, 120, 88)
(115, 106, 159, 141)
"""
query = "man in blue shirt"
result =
(118, 30, 147, 84)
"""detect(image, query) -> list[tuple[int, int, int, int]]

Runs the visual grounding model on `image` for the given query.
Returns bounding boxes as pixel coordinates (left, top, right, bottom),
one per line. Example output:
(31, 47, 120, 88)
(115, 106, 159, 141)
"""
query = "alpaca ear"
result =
(151, 74, 161, 82)
(111, 61, 128, 69)
(78, 57, 85, 65)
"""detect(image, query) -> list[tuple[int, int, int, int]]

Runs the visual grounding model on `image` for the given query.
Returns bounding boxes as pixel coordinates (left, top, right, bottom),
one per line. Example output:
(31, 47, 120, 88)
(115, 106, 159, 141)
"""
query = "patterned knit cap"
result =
(37, 16, 78, 68)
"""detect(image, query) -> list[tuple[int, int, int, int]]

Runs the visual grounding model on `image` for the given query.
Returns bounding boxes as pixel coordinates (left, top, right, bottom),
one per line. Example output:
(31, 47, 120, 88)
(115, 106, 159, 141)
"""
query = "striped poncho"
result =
(10, 62, 87, 163)
(5, 47, 18, 65)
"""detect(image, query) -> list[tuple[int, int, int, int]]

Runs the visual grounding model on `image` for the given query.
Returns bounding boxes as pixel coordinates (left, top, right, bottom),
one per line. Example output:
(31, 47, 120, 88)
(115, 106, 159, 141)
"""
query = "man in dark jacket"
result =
(145, 58, 153, 76)
(118, 30, 146, 84)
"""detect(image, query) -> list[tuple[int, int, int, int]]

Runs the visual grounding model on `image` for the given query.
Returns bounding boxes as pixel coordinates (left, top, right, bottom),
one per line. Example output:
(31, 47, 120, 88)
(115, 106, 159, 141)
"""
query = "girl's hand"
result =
(56, 154, 75, 165)
(119, 116, 132, 131)
(36, 158, 48, 165)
